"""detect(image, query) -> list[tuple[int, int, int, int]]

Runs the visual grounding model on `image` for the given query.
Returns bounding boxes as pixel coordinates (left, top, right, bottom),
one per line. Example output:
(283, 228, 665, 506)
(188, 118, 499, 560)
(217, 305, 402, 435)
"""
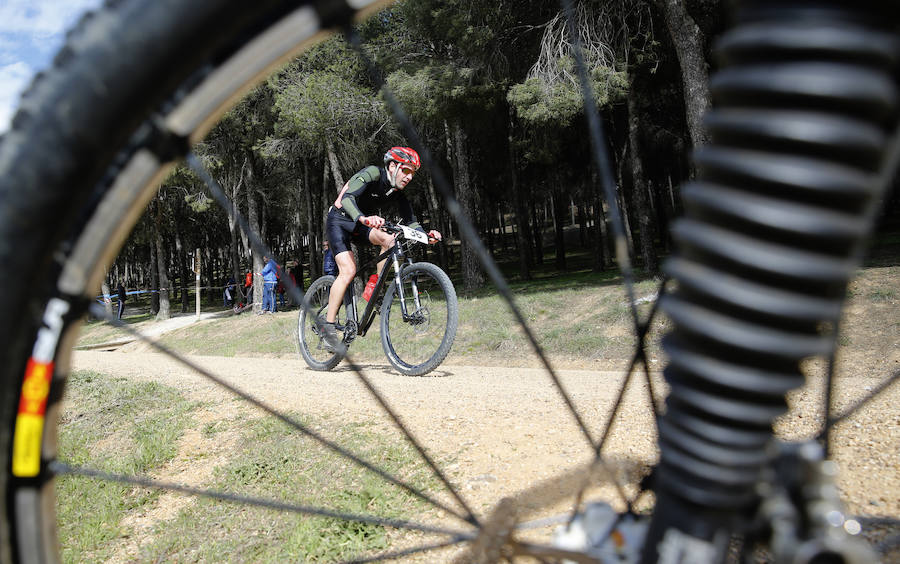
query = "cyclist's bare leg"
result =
(326, 250, 356, 323)
(368, 228, 395, 277)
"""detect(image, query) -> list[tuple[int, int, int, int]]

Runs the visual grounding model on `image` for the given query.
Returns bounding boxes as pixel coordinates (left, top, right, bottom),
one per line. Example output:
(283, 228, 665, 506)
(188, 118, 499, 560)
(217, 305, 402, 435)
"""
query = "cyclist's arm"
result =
(338, 165, 380, 223)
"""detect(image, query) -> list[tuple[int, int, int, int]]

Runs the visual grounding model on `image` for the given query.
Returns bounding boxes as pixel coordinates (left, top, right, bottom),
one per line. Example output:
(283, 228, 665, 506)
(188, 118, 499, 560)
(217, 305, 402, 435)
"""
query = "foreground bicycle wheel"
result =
(0, 0, 895, 562)
(298, 275, 345, 371)
(380, 262, 459, 376)
(0, 2, 392, 561)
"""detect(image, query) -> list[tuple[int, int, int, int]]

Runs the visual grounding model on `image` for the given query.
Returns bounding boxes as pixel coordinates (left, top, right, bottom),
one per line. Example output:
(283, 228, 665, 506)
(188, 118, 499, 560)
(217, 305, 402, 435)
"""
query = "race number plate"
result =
(399, 224, 429, 244)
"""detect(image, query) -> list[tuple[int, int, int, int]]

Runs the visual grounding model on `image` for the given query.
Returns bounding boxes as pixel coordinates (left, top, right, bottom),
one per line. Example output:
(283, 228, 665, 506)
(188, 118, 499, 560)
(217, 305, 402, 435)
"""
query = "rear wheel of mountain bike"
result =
(380, 262, 458, 376)
(298, 275, 345, 371)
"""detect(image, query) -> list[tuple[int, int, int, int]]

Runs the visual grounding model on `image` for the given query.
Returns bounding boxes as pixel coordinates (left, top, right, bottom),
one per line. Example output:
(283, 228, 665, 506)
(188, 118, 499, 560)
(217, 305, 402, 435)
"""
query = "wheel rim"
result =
(382, 267, 454, 374)
(0, 1, 895, 563)
(299, 279, 344, 367)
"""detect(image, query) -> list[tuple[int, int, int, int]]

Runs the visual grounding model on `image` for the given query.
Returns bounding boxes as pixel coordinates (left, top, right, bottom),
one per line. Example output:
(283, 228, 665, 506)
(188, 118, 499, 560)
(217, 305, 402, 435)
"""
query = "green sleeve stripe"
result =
(340, 166, 379, 222)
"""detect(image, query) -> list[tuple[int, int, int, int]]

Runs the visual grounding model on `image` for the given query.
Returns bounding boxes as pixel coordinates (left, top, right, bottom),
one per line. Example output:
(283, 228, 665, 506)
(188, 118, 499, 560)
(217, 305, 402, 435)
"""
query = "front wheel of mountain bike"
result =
(380, 262, 458, 376)
(298, 275, 345, 372)
(0, 0, 895, 562)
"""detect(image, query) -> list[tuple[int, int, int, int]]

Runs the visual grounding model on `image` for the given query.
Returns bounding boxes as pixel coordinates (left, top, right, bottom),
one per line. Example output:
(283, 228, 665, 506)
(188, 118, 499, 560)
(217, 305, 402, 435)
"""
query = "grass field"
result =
(65, 235, 899, 561)
(57, 371, 439, 562)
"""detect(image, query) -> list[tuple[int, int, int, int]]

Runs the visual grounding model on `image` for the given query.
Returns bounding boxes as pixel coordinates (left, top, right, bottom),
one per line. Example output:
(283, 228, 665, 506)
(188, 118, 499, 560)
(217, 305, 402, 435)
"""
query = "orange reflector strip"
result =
(12, 359, 53, 477)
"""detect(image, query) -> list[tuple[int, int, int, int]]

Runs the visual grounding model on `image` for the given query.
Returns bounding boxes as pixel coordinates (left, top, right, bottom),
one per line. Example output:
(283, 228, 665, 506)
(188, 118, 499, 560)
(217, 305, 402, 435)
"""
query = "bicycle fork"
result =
(391, 254, 424, 323)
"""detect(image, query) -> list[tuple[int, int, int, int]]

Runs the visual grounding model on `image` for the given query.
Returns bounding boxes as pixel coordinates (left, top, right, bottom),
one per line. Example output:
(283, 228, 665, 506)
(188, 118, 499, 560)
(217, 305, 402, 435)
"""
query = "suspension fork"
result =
(642, 2, 898, 561)
(391, 251, 412, 318)
(389, 246, 426, 322)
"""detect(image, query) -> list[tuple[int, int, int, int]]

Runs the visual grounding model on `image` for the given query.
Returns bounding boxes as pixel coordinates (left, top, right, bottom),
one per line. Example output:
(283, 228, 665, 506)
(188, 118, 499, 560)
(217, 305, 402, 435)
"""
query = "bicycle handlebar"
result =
(380, 222, 434, 244)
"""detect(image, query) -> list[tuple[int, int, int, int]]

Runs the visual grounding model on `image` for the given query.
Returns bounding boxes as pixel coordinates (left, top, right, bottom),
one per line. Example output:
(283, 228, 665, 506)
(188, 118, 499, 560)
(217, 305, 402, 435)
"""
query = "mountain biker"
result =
(321, 146, 442, 348)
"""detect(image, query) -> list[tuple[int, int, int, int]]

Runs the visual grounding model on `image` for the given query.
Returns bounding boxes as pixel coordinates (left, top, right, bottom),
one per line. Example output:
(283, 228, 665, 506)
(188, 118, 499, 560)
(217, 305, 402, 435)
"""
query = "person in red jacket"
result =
(242, 269, 253, 307)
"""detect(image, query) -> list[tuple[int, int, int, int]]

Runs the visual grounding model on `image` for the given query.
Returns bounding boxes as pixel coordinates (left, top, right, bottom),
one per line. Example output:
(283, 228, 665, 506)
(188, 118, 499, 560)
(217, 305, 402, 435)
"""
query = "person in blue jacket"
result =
(260, 255, 279, 313)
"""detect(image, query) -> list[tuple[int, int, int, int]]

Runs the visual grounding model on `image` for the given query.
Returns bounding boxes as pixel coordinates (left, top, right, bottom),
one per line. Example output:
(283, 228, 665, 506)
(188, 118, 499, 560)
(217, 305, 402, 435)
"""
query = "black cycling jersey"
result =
(335, 165, 421, 230)
(326, 165, 424, 256)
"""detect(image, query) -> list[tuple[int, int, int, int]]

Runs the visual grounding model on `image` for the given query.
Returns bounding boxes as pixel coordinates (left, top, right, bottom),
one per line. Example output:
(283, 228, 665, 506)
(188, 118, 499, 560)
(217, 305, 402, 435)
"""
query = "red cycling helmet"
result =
(383, 146, 421, 170)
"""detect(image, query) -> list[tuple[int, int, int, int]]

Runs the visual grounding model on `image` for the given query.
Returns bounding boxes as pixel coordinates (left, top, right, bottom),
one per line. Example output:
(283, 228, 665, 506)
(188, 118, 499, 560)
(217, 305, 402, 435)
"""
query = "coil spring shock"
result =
(646, 1, 899, 558)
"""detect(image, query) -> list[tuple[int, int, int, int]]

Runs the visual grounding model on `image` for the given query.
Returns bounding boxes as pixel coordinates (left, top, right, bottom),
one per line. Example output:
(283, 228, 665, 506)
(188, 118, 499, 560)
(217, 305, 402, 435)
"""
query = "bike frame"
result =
(340, 231, 423, 340)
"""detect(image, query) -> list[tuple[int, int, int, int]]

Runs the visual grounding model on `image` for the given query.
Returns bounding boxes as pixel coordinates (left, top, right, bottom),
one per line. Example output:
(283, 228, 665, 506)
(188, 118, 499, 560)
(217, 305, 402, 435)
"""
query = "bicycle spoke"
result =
(820, 367, 900, 436)
(567, 278, 668, 519)
(822, 336, 839, 457)
(188, 152, 305, 307)
(635, 278, 668, 420)
(86, 302, 472, 525)
(346, 29, 599, 454)
(191, 149, 481, 524)
(49, 461, 470, 539)
(560, 0, 639, 327)
(345, 538, 470, 563)
(346, 367, 481, 527)
(821, 126, 900, 454)
(511, 541, 604, 563)
(345, 18, 657, 534)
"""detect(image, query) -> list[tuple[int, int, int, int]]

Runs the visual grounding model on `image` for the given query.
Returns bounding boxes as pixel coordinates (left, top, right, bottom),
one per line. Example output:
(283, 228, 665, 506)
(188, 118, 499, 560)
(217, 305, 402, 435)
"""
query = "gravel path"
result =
(71, 349, 898, 560)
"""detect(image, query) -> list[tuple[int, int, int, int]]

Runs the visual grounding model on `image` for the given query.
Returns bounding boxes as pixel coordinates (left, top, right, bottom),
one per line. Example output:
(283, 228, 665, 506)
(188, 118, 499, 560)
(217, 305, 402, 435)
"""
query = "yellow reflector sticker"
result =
(12, 414, 45, 477)
(12, 359, 53, 477)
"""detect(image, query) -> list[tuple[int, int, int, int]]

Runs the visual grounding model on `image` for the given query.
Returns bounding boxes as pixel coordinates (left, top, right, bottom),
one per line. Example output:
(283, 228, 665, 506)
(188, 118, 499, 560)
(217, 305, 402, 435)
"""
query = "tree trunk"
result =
(325, 138, 344, 191)
(577, 200, 586, 247)
(531, 196, 543, 265)
(229, 162, 245, 300)
(499, 208, 507, 254)
(614, 148, 636, 261)
(510, 121, 532, 279)
(247, 158, 263, 312)
(591, 173, 608, 272)
(202, 238, 213, 307)
(101, 281, 113, 317)
(171, 216, 188, 313)
(154, 196, 171, 321)
(618, 188, 634, 260)
(658, 0, 711, 150)
(552, 181, 566, 271)
(150, 208, 160, 315)
(303, 160, 320, 281)
(451, 120, 484, 293)
(627, 92, 659, 276)
(425, 175, 449, 271)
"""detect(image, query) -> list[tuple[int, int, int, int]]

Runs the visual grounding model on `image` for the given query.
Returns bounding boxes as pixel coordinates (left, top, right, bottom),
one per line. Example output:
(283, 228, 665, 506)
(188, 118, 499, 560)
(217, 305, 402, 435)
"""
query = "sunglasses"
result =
(400, 167, 416, 175)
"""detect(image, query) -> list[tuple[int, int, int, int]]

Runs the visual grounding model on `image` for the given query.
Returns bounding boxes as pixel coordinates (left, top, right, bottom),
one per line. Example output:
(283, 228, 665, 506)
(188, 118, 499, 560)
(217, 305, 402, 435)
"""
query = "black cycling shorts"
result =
(326, 207, 372, 256)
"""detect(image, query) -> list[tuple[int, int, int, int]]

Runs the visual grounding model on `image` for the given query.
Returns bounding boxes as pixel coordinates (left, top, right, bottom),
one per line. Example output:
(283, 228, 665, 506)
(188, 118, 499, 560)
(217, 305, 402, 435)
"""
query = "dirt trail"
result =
(71, 349, 898, 560)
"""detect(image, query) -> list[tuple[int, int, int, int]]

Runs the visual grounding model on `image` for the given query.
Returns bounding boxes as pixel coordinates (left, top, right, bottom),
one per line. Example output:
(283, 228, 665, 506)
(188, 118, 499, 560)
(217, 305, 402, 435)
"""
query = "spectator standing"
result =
(116, 283, 127, 320)
(260, 255, 279, 313)
(243, 269, 253, 308)
(225, 276, 236, 308)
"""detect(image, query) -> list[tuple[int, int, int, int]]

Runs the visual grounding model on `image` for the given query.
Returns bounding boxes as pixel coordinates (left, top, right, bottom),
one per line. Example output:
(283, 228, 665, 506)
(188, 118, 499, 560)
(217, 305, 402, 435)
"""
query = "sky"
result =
(0, 0, 103, 133)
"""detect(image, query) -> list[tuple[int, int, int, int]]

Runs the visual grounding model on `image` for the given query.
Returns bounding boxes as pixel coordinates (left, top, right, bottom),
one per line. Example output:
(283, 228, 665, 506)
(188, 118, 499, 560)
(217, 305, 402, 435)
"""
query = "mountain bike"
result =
(0, 0, 896, 562)
(299, 222, 458, 376)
